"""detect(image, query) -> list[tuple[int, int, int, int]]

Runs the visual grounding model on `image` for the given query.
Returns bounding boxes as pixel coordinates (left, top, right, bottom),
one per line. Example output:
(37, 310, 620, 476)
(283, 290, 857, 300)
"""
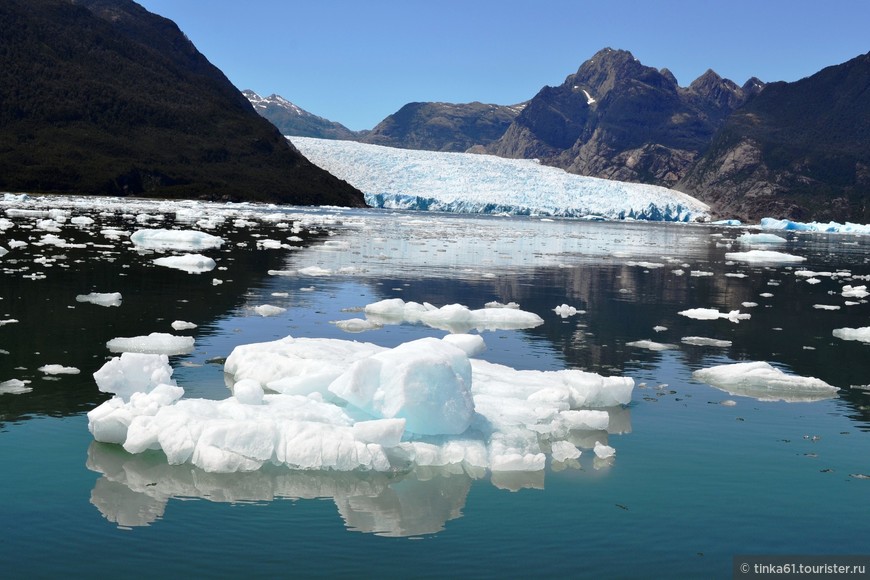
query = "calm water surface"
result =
(1, 198, 869, 578)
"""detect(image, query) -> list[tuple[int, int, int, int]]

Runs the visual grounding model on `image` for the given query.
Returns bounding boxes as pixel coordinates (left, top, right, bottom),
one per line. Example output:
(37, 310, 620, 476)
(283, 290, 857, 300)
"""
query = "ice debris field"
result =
(2, 191, 869, 475)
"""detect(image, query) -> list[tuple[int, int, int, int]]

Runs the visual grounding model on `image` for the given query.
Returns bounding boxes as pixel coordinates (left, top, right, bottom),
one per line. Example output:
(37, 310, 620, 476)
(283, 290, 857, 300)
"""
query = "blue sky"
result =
(136, 0, 869, 131)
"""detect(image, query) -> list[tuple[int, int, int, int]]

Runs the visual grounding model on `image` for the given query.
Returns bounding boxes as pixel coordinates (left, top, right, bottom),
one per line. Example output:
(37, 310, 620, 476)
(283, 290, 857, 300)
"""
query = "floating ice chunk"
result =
(333, 318, 383, 333)
(485, 301, 520, 309)
(554, 304, 580, 317)
(841, 285, 869, 298)
(678, 308, 750, 323)
(364, 298, 543, 333)
(106, 333, 195, 355)
(38, 364, 80, 375)
(725, 249, 805, 263)
(297, 266, 333, 276)
(130, 229, 223, 252)
(253, 304, 286, 317)
(625, 339, 676, 351)
(550, 440, 581, 462)
(0, 318, 19, 326)
(653, 325, 667, 332)
(593, 441, 616, 459)
(0, 379, 31, 395)
(90, 333, 634, 474)
(328, 337, 475, 436)
(152, 253, 216, 274)
(832, 327, 870, 343)
(813, 304, 840, 311)
(171, 320, 197, 331)
(737, 233, 787, 245)
(71, 216, 95, 227)
(692, 361, 838, 403)
(0, 246, 7, 258)
(92, 352, 176, 400)
(76, 292, 122, 307)
(681, 336, 732, 348)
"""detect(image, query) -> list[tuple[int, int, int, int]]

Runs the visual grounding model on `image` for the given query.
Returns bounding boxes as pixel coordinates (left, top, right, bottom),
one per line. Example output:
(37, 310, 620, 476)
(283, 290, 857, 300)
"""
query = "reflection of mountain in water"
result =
(87, 441, 470, 537)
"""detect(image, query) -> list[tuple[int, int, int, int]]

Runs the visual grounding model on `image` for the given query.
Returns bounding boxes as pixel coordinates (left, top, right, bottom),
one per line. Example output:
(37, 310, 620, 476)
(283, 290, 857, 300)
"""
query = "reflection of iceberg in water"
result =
(87, 404, 631, 534)
(87, 441, 470, 536)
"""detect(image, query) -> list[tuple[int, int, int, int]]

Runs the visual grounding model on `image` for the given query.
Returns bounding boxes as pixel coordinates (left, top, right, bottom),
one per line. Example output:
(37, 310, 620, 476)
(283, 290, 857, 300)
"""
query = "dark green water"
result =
(1, 197, 869, 578)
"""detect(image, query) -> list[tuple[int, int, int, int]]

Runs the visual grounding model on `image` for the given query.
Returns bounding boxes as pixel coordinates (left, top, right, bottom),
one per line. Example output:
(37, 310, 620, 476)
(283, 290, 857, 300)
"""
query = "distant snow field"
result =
(291, 137, 711, 221)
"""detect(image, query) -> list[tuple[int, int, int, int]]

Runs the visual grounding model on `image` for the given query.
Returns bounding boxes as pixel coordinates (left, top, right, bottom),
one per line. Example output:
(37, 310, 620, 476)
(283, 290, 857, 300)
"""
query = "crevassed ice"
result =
(87, 334, 633, 474)
(291, 137, 710, 222)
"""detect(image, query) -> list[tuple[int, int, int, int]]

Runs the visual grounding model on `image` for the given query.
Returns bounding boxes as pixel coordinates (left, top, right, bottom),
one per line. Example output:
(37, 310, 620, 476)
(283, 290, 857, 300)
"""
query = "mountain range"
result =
(250, 48, 870, 222)
(0, 0, 364, 207)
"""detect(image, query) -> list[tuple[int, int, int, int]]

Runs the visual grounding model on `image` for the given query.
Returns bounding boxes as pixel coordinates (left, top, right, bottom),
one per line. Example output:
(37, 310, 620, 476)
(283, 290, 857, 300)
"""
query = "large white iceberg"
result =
(130, 228, 224, 252)
(692, 361, 838, 402)
(291, 137, 710, 221)
(88, 334, 633, 474)
(106, 332, 195, 355)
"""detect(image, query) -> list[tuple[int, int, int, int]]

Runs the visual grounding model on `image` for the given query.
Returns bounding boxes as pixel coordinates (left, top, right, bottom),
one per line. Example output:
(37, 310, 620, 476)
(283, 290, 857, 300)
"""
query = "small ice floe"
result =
(737, 233, 787, 245)
(832, 327, 870, 343)
(724, 250, 806, 263)
(38, 364, 81, 375)
(0, 318, 20, 326)
(813, 304, 841, 311)
(550, 440, 581, 462)
(593, 441, 616, 459)
(692, 361, 838, 403)
(253, 305, 286, 317)
(76, 292, 122, 307)
(171, 320, 197, 331)
(485, 301, 520, 309)
(553, 304, 582, 318)
(841, 285, 869, 299)
(106, 332, 195, 355)
(152, 253, 216, 274)
(653, 326, 667, 333)
(625, 339, 676, 351)
(681, 336, 732, 348)
(0, 379, 32, 395)
(720, 399, 737, 406)
(333, 318, 383, 333)
(678, 308, 751, 323)
(364, 298, 544, 333)
(130, 229, 224, 252)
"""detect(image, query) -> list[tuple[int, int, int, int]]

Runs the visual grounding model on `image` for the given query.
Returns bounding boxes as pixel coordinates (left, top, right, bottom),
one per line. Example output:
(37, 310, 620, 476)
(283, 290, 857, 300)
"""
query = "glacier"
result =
(290, 137, 710, 222)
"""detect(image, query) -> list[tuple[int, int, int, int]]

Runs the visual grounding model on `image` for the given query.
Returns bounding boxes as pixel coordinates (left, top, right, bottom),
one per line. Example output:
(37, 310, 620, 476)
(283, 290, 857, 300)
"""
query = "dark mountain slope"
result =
(360, 101, 523, 152)
(680, 52, 870, 221)
(488, 48, 761, 188)
(0, 0, 364, 206)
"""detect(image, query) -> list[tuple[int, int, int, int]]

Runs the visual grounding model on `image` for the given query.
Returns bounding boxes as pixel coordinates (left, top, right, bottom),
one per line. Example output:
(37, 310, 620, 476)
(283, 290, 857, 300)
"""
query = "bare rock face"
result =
(679, 52, 870, 222)
(487, 48, 758, 189)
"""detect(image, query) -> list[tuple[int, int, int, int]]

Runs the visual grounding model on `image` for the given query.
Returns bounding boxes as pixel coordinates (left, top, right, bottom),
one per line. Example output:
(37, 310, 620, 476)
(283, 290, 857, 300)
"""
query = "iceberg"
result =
(130, 228, 224, 252)
(678, 308, 751, 323)
(88, 334, 633, 474)
(724, 249, 806, 263)
(152, 253, 217, 274)
(291, 137, 710, 222)
(363, 298, 544, 333)
(692, 361, 838, 402)
(106, 332, 195, 355)
(760, 217, 870, 235)
(832, 327, 870, 343)
(76, 292, 122, 307)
